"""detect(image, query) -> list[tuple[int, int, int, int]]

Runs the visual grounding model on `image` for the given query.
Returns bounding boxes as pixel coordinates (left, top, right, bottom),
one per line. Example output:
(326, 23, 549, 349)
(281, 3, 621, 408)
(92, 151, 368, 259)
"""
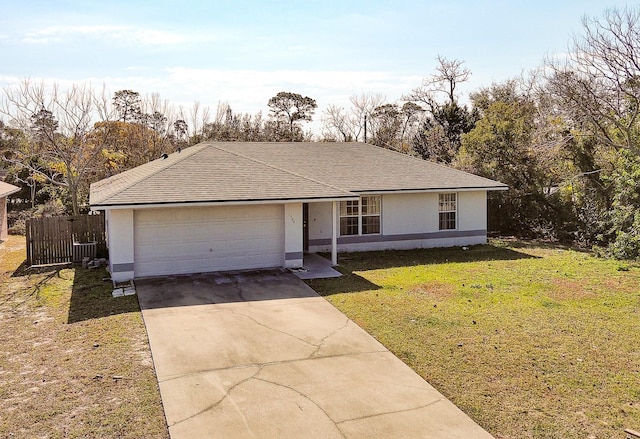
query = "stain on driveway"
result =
(136, 270, 493, 439)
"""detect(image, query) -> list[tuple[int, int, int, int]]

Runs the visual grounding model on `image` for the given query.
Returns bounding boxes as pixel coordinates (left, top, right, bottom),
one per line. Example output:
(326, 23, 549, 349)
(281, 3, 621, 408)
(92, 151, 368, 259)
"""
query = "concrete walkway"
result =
(290, 253, 342, 280)
(136, 270, 493, 439)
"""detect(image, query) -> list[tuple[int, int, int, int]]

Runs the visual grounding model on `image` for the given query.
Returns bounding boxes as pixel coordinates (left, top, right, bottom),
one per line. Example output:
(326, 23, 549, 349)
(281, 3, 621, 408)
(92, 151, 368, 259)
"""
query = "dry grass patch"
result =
(308, 240, 640, 439)
(0, 236, 168, 439)
(409, 282, 455, 300)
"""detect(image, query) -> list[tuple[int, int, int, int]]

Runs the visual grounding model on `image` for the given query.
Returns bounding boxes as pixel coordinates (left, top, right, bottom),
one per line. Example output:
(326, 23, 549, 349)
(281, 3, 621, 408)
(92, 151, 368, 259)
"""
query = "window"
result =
(361, 195, 380, 234)
(439, 193, 457, 230)
(340, 196, 381, 236)
(339, 200, 359, 236)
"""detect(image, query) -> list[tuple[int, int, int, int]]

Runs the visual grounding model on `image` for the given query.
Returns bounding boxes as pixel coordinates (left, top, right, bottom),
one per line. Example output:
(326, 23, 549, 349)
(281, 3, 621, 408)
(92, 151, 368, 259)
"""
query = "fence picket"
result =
(25, 214, 106, 266)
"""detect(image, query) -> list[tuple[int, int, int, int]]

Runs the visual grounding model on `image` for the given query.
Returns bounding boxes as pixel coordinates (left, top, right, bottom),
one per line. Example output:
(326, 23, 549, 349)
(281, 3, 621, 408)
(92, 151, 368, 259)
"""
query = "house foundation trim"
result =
(285, 252, 304, 261)
(112, 263, 135, 272)
(309, 229, 487, 247)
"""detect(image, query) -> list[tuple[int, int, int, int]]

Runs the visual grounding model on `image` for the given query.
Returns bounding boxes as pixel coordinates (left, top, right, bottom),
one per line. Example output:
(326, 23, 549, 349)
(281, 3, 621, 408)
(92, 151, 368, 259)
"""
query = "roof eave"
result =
(353, 186, 508, 195)
(0, 187, 21, 198)
(90, 195, 359, 210)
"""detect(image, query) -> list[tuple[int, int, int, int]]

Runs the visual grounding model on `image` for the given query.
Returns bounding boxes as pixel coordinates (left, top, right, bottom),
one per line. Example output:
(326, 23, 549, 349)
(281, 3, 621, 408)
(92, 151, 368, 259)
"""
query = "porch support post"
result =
(331, 201, 338, 266)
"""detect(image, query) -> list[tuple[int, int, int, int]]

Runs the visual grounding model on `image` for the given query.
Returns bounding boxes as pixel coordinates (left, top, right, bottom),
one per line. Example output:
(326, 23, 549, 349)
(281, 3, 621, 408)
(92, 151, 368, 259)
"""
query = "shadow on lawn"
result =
(68, 267, 140, 323)
(334, 243, 538, 272)
(308, 244, 538, 295)
(3, 261, 64, 308)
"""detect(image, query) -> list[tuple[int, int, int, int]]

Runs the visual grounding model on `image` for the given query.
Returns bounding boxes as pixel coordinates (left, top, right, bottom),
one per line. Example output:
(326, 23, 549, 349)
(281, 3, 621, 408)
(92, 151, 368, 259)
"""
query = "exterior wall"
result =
(0, 197, 7, 241)
(106, 209, 135, 283)
(308, 202, 334, 241)
(284, 203, 303, 268)
(458, 191, 487, 231)
(308, 191, 488, 253)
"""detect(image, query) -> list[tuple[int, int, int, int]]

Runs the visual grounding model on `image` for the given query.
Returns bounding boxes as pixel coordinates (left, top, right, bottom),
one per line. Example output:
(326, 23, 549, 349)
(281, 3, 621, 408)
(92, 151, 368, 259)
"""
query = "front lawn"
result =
(0, 236, 168, 438)
(307, 240, 640, 439)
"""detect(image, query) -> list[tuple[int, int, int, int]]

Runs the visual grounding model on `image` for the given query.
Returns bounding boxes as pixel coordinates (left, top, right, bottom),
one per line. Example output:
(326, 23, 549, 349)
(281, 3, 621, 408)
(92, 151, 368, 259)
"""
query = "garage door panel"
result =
(134, 205, 284, 277)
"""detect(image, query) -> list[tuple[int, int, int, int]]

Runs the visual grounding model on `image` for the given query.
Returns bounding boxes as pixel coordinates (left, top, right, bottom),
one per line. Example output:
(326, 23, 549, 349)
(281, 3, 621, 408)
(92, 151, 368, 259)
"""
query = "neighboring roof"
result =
(0, 181, 20, 198)
(90, 142, 507, 208)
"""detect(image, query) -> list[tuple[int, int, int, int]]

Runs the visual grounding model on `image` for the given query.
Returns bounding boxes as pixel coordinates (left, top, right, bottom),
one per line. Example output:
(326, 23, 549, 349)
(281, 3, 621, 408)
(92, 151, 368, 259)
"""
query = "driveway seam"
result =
(157, 349, 391, 384)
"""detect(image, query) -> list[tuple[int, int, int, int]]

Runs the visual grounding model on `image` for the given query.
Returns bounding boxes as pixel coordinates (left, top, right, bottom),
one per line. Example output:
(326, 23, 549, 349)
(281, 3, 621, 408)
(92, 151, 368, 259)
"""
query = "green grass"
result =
(308, 240, 640, 439)
(0, 236, 168, 439)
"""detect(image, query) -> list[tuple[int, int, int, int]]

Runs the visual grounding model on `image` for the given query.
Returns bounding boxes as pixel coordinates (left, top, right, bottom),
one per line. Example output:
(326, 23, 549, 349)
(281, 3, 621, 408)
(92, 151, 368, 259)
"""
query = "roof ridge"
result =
(210, 142, 355, 196)
(91, 143, 208, 204)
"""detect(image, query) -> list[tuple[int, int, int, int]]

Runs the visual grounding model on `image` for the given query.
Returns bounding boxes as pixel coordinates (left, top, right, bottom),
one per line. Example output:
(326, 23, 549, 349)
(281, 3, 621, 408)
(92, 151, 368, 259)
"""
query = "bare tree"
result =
(546, 6, 640, 153)
(321, 93, 386, 142)
(0, 80, 112, 214)
(405, 55, 471, 110)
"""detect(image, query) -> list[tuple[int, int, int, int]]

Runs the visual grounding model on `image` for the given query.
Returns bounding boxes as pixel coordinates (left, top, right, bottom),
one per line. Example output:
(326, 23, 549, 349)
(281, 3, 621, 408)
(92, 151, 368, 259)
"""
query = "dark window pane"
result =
(340, 216, 358, 235)
(362, 216, 380, 234)
(439, 212, 456, 230)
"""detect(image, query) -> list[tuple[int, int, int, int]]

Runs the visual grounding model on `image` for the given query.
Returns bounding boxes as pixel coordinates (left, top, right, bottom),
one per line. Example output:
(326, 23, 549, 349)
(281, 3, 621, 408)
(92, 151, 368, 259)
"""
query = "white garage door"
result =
(134, 205, 284, 277)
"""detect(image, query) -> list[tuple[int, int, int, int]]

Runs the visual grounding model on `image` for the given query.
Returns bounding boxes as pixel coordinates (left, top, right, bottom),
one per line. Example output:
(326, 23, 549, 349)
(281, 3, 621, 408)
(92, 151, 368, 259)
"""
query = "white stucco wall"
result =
(458, 191, 487, 231)
(308, 202, 334, 241)
(308, 191, 488, 253)
(381, 192, 438, 235)
(284, 203, 303, 268)
(106, 209, 135, 282)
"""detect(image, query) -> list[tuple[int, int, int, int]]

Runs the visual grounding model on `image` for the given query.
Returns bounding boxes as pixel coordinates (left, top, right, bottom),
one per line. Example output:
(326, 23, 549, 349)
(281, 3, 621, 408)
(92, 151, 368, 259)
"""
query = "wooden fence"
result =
(26, 214, 107, 266)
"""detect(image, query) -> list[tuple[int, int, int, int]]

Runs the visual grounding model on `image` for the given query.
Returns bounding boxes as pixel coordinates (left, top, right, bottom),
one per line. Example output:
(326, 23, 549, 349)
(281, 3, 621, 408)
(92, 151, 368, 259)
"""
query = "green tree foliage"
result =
(413, 102, 477, 163)
(459, 89, 561, 235)
(544, 6, 640, 257)
(605, 150, 640, 258)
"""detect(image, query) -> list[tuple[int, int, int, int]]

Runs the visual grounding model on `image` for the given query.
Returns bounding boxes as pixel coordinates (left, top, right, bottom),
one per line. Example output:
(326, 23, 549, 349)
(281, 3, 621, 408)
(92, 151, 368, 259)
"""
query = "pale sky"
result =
(0, 0, 630, 129)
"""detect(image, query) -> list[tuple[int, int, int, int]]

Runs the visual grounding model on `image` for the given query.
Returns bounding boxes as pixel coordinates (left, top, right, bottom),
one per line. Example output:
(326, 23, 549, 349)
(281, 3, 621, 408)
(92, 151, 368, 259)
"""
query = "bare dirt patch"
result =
(409, 282, 455, 299)
(548, 278, 598, 301)
(0, 236, 168, 439)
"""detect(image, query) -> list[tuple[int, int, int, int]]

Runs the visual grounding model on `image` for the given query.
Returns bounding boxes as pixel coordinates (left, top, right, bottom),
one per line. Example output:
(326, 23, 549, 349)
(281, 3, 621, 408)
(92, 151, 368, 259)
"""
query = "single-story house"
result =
(89, 142, 507, 282)
(0, 181, 20, 241)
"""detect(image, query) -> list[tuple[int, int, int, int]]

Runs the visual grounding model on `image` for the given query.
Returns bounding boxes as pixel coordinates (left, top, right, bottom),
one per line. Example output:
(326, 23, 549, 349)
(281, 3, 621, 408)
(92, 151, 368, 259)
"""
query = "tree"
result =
(413, 102, 477, 163)
(547, 7, 640, 154)
(113, 89, 142, 123)
(405, 55, 471, 110)
(267, 92, 317, 140)
(0, 80, 112, 214)
(405, 56, 476, 163)
(366, 102, 422, 152)
(320, 93, 386, 143)
(459, 89, 552, 235)
(545, 6, 640, 256)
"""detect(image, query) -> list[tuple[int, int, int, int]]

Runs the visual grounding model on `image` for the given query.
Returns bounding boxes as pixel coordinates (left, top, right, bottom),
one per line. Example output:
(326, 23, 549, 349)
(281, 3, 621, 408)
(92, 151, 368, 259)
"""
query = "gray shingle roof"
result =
(90, 142, 507, 207)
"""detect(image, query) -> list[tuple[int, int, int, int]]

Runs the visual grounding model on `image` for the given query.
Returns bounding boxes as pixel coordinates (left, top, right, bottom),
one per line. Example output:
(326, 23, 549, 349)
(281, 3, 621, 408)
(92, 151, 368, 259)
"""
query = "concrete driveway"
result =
(136, 270, 493, 439)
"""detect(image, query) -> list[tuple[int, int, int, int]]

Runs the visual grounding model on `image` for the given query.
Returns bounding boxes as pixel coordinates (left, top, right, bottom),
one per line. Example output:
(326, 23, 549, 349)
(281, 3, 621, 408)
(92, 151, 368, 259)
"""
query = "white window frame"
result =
(339, 195, 381, 236)
(438, 193, 457, 230)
